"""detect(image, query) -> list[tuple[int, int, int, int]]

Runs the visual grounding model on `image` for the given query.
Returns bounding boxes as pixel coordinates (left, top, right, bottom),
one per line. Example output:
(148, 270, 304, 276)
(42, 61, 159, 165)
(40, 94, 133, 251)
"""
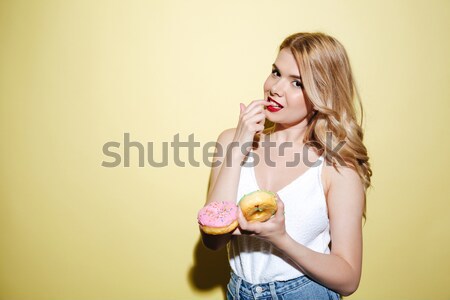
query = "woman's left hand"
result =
(235, 193, 289, 247)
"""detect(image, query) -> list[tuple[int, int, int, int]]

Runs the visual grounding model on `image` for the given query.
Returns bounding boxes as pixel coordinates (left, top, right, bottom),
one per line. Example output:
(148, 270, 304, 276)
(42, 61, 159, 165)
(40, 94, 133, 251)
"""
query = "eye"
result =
(293, 80, 303, 89)
(271, 69, 280, 77)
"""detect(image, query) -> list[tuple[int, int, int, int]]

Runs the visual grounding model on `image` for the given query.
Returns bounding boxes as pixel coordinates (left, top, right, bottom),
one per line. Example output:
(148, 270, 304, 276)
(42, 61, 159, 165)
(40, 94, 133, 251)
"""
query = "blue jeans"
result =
(226, 271, 341, 300)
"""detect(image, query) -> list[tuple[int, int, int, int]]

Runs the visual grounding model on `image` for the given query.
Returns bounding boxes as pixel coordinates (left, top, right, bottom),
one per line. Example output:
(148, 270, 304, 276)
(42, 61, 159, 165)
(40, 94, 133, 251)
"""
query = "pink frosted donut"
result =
(197, 201, 238, 235)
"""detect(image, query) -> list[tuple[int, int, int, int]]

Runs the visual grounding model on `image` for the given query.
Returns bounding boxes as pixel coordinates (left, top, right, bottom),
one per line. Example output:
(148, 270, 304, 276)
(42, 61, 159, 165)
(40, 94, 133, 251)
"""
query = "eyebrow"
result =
(272, 64, 302, 80)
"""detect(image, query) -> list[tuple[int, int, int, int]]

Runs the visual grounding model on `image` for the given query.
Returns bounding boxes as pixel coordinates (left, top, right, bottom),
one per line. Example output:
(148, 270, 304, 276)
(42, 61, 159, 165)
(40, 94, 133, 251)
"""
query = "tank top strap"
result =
(316, 154, 326, 194)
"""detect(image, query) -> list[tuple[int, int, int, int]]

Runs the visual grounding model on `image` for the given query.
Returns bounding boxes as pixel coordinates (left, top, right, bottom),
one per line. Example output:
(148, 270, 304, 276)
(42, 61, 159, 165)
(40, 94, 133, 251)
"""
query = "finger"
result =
(237, 207, 257, 233)
(246, 113, 266, 127)
(244, 103, 266, 117)
(237, 207, 249, 230)
(240, 103, 246, 114)
(274, 194, 285, 218)
(275, 193, 284, 205)
(244, 99, 271, 113)
(241, 111, 266, 134)
(245, 102, 271, 117)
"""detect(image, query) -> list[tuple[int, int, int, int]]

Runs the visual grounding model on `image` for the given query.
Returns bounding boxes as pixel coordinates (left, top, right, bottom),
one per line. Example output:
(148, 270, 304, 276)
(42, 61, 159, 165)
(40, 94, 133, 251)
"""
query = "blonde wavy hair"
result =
(265, 32, 372, 219)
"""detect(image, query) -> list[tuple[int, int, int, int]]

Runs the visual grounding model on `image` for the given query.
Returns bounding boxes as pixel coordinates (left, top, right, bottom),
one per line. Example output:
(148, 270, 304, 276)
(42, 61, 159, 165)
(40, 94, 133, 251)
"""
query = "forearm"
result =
(274, 235, 361, 296)
(206, 147, 245, 204)
(201, 148, 245, 251)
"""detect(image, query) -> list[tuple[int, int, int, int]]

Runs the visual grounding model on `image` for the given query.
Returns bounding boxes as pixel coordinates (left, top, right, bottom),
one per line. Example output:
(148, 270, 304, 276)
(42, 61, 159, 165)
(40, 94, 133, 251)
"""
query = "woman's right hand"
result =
(232, 99, 271, 156)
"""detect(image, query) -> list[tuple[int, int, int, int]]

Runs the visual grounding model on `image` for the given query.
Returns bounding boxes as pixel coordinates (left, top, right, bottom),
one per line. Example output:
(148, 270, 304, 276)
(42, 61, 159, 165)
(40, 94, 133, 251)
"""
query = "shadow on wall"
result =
(188, 237, 230, 299)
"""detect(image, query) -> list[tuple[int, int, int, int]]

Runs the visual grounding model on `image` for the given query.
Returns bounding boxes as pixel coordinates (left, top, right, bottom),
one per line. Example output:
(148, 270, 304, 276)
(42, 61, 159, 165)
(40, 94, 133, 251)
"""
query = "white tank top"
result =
(227, 149, 331, 284)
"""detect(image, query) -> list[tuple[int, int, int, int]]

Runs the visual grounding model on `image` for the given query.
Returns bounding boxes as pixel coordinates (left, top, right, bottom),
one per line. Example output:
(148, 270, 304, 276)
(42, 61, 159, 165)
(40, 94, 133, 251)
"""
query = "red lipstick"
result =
(266, 97, 283, 112)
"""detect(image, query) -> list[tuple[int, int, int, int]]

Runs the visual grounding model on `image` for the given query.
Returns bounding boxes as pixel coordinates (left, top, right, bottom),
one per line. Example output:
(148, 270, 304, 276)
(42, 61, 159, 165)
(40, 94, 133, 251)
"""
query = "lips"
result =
(267, 105, 282, 112)
(265, 97, 283, 113)
(267, 97, 284, 108)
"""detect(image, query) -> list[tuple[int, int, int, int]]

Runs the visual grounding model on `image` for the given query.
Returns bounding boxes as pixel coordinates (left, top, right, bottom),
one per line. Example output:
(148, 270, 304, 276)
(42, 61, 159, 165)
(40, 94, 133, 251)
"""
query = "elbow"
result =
(199, 228, 230, 251)
(202, 241, 224, 251)
(338, 279, 360, 297)
(334, 261, 362, 296)
(339, 288, 356, 297)
(200, 235, 223, 251)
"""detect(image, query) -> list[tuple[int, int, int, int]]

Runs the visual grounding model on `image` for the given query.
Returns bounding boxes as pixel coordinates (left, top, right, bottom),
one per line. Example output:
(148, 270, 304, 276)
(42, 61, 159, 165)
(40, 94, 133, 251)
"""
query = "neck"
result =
(270, 121, 309, 145)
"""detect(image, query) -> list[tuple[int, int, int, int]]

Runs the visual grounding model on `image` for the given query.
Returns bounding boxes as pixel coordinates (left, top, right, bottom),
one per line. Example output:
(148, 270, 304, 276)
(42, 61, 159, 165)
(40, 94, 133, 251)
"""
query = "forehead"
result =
(274, 48, 300, 76)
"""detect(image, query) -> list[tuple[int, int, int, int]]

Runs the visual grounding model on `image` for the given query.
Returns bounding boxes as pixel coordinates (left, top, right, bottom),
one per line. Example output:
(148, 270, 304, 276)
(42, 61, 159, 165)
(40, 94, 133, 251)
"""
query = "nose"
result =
(270, 78, 284, 97)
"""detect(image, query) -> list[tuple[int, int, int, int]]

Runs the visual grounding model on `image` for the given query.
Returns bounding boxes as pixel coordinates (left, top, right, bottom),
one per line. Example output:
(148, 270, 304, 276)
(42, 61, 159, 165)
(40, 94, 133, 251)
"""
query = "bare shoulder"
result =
(322, 161, 363, 194)
(322, 161, 365, 213)
(323, 162, 362, 190)
(218, 128, 236, 142)
(215, 128, 237, 152)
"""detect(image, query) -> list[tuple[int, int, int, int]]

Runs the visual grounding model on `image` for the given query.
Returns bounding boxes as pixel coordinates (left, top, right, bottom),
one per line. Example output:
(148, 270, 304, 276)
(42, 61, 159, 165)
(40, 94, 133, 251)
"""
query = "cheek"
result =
(263, 77, 271, 91)
(289, 92, 307, 108)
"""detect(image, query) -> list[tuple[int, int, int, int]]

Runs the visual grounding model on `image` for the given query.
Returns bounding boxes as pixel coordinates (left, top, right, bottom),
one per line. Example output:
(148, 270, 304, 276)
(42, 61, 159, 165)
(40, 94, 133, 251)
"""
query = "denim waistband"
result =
(228, 271, 315, 299)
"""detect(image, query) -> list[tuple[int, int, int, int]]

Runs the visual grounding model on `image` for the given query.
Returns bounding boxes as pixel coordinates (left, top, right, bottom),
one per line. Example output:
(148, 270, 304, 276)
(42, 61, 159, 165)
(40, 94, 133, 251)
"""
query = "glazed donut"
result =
(238, 190, 277, 222)
(197, 201, 238, 235)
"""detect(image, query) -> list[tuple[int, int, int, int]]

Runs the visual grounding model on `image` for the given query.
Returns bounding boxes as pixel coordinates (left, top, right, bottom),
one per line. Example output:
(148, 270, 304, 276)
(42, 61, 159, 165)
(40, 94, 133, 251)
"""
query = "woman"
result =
(201, 32, 372, 299)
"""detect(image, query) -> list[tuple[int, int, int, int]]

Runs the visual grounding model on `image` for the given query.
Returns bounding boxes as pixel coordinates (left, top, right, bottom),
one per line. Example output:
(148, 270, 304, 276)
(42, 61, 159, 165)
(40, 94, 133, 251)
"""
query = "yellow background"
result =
(1, 0, 449, 299)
